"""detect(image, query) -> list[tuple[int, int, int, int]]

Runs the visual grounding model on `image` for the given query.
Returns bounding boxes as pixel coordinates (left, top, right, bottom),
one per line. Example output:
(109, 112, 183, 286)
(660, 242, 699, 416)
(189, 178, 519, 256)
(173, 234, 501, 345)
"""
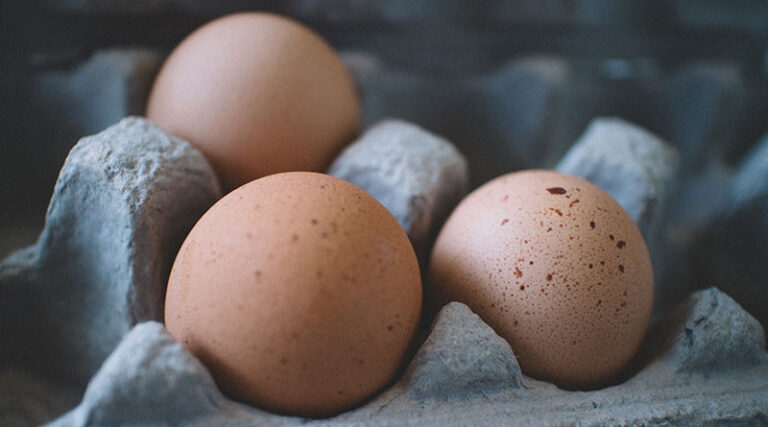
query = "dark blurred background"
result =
(1, 0, 767, 258)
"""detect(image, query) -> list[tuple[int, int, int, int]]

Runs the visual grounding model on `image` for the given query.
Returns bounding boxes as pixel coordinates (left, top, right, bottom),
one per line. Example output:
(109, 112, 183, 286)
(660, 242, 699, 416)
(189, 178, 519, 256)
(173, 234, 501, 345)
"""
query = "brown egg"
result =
(164, 172, 421, 417)
(429, 170, 653, 388)
(146, 13, 360, 191)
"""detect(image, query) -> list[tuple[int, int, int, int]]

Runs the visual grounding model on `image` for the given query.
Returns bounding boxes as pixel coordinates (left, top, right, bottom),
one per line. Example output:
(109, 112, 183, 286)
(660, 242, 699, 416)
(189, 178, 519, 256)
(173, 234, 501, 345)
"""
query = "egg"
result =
(428, 170, 653, 388)
(164, 172, 421, 417)
(146, 13, 360, 191)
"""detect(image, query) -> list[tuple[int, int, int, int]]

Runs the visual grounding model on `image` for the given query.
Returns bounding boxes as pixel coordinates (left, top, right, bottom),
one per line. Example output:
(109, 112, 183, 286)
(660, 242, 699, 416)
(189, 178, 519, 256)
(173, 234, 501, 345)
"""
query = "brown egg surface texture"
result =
(165, 172, 421, 417)
(429, 170, 653, 389)
(146, 12, 360, 191)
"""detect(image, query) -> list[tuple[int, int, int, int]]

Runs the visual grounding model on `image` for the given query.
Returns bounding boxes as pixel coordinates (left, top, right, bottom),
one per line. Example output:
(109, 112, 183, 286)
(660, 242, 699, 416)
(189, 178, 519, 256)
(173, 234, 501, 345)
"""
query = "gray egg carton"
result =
(1, 111, 767, 426)
(3, 29, 768, 424)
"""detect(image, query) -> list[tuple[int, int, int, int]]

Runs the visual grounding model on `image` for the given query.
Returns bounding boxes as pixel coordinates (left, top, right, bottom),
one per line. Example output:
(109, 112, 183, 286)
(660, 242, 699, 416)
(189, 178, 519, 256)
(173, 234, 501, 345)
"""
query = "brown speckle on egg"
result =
(547, 187, 568, 195)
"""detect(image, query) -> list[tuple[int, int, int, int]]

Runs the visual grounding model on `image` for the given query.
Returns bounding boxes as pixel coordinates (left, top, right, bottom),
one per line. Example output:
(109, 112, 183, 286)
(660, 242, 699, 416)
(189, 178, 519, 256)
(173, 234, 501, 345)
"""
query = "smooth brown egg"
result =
(429, 170, 653, 388)
(164, 172, 421, 417)
(146, 13, 360, 191)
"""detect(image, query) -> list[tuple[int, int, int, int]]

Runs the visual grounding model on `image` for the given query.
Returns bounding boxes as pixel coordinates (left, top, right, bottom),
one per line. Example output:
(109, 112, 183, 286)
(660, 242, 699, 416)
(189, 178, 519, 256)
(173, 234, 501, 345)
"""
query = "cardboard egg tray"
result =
(2, 4, 768, 425)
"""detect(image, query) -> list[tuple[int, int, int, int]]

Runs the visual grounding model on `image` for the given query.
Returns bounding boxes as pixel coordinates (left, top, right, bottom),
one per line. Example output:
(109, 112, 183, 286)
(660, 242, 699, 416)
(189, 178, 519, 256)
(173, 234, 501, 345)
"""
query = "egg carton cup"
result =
(1, 116, 767, 426)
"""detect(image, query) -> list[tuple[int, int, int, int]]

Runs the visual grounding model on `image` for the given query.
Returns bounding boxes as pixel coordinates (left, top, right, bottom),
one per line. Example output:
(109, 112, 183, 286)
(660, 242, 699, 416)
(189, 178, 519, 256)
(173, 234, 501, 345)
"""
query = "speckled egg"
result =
(428, 170, 653, 388)
(164, 172, 421, 417)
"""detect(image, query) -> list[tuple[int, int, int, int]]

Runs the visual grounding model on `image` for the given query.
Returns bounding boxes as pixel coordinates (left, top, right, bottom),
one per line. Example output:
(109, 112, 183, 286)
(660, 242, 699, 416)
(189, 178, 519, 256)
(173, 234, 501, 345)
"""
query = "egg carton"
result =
(1, 112, 767, 425)
(3, 34, 768, 423)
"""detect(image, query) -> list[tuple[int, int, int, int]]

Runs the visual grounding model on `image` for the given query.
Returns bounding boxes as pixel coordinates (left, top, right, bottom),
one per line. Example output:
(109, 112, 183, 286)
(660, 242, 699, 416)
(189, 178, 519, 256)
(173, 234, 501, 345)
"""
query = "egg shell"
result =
(146, 13, 360, 191)
(428, 170, 654, 388)
(164, 172, 421, 417)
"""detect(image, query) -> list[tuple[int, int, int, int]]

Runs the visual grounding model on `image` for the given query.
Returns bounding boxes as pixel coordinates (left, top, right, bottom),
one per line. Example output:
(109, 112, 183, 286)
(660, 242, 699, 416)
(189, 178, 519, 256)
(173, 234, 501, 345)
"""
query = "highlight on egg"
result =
(164, 172, 422, 417)
(146, 12, 361, 191)
(428, 170, 654, 388)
